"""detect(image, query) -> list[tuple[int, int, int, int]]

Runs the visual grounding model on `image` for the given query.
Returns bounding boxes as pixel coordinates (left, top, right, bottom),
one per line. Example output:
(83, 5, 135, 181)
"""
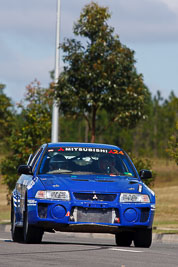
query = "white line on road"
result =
(109, 248, 143, 253)
(0, 238, 11, 241)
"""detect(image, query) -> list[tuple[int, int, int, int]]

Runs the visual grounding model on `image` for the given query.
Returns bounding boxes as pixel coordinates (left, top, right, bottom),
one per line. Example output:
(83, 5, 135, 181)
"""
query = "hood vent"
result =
(72, 179, 89, 182)
(129, 180, 139, 184)
(96, 179, 114, 182)
(72, 178, 114, 183)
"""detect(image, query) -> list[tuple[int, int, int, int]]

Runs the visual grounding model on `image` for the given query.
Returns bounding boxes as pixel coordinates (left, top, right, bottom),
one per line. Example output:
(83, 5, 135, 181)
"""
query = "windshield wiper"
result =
(47, 169, 73, 174)
(69, 171, 99, 175)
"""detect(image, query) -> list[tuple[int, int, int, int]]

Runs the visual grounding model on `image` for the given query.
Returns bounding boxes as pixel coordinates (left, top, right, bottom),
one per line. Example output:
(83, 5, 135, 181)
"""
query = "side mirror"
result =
(139, 169, 152, 179)
(18, 165, 33, 175)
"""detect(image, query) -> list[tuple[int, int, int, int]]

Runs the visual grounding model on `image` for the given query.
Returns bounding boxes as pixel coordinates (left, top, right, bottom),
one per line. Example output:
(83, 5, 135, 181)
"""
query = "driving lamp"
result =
(35, 190, 70, 200)
(120, 193, 150, 203)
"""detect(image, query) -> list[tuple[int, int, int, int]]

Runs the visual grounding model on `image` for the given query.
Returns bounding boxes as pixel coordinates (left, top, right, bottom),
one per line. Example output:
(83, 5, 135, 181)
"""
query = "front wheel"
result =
(11, 205, 24, 242)
(23, 209, 44, 244)
(134, 228, 152, 248)
(115, 232, 133, 247)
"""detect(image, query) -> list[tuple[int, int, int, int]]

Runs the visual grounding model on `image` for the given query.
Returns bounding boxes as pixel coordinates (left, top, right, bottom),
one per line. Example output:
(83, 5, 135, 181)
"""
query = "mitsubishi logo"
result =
(93, 194, 98, 200)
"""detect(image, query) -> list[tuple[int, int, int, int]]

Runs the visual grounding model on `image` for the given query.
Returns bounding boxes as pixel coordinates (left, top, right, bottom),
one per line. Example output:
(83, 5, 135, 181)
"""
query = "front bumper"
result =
(27, 197, 155, 233)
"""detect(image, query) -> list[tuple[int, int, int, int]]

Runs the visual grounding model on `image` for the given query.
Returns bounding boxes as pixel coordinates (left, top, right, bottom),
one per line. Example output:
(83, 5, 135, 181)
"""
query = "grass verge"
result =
(0, 179, 10, 222)
(152, 159, 178, 233)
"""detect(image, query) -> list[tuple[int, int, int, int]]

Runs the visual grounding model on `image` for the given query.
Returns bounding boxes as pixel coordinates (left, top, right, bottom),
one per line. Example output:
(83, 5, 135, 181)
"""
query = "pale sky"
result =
(0, 0, 178, 104)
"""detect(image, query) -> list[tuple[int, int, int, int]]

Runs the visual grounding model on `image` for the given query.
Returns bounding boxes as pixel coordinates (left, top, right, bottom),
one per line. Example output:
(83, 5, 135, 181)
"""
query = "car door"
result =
(15, 147, 44, 223)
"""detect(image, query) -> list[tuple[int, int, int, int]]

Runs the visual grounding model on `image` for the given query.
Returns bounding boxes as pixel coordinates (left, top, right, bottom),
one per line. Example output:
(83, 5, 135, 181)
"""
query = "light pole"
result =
(51, 0, 60, 142)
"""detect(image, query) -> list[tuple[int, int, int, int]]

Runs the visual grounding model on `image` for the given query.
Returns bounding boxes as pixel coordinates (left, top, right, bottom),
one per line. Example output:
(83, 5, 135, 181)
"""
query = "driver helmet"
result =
(98, 154, 115, 173)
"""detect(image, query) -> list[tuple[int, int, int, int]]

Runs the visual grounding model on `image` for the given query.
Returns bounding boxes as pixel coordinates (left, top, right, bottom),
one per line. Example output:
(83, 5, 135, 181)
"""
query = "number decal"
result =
(108, 150, 124, 155)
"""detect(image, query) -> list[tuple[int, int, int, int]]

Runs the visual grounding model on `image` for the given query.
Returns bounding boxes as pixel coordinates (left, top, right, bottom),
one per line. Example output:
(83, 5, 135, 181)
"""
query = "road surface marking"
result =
(109, 248, 143, 253)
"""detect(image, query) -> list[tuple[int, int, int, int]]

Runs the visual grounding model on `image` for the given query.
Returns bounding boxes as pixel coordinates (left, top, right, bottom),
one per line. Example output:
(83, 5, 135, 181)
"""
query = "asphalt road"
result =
(0, 231, 178, 267)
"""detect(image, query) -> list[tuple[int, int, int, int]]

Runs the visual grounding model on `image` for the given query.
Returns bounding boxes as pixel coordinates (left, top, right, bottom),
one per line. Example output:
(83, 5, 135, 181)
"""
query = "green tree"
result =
(131, 156, 155, 187)
(55, 2, 150, 142)
(130, 91, 178, 158)
(167, 96, 178, 164)
(1, 80, 53, 194)
(168, 121, 178, 165)
(0, 84, 14, 145)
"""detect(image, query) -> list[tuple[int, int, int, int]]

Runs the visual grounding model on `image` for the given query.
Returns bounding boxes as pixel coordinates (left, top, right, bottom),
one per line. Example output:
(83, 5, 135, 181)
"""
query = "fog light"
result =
(51, 205, 66, 219)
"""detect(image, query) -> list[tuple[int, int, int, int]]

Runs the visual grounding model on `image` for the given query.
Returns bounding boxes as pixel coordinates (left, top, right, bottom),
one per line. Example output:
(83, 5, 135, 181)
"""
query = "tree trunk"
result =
(91, 133, 95, 143)
(90, 107, 96, 143)
(85, 120, 89, 142)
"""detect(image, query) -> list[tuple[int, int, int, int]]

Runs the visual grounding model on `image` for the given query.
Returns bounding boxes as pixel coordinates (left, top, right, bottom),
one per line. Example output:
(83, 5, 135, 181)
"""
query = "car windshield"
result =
(38, 147, 137, 178)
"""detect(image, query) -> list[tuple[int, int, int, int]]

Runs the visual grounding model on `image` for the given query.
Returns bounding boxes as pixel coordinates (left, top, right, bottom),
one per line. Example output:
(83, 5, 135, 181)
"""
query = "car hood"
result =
(38, 174, 142, 193)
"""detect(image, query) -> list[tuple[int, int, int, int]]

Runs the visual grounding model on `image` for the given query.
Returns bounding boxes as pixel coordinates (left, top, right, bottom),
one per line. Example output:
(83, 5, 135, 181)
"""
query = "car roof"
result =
(47, 142, 121, 150)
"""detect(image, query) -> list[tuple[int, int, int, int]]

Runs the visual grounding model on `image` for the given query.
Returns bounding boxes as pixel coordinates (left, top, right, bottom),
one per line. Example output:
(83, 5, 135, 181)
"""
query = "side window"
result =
(30, 148, 43, 170)
(27, 154, 33, 165)
(32, 150, 44, 173)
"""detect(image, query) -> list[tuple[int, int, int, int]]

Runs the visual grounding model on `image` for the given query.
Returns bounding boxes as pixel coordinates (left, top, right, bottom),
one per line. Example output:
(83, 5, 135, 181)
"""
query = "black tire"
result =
(134, 228, 152, 248)
(11, 204, 24, 242)
(23, 209, 44, 244)
(115, 232, 133, 247)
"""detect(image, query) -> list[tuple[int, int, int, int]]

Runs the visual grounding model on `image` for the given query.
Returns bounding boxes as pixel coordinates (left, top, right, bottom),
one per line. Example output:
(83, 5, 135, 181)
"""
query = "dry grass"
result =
(151, 159, 178, 231)
(0, 154, 11, 222)
(153, 186, 178, 230)
(152, 158, 178, 187)
(0, 177, 10, 222)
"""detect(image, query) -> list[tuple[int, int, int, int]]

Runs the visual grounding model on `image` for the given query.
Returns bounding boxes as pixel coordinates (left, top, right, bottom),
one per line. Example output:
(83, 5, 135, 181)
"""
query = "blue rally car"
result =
(11, 142, 155, 247)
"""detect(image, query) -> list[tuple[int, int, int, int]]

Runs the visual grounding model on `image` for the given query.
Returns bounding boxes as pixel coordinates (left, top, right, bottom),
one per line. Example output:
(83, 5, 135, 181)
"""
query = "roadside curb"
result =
(1, 224, 178, 243)
(0, 224, 11, 233)
(152, 233, 178, 243)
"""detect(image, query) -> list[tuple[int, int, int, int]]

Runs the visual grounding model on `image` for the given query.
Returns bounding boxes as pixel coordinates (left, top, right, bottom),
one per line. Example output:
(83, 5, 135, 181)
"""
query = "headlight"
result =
(35, 190, 70, 201)
(120, 193, 150, 203)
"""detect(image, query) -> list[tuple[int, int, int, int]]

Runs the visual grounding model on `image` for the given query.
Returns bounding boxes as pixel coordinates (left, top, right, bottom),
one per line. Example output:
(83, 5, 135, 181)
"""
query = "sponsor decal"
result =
(138, 184, 143, 193)
(27, 177, 38, 190)
(151, 204, 156, 210)
(27, 203, 36, 206)
(28, 199, 37, 204)
(27, 199, 37, 206)
(92, 194, 98, 200)
(109, 150, 124, 155)
(58, 148, 65, 151)
(128, 187, 135, 191)
(66, 211, 70, 216)
(55, 147, 124, 154)
(53, 184, 60, 188)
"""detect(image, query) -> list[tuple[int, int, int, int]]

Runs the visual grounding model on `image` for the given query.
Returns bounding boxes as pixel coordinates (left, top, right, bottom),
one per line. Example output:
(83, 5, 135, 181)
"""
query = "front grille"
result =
(140, 208, 150, 222)
(73, 193, 117, 202)
(71, 207, 117, 223)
